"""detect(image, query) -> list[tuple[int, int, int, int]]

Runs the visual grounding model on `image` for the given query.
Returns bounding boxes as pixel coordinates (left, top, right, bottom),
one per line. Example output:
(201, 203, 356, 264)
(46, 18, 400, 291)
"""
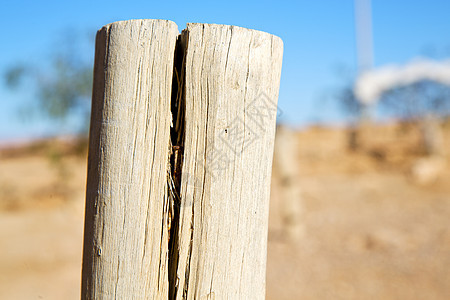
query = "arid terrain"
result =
(1, 123, 449, 299)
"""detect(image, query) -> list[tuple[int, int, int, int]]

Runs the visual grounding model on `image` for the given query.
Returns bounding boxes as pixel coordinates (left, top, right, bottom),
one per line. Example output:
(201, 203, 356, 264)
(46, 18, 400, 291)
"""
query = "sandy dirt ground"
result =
(0, 124, 449, 299)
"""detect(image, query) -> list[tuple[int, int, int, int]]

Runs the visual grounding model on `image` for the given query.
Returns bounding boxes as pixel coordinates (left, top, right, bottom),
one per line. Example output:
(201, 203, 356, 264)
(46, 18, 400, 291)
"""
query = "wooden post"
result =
(82, 20, 283, 300)
(170, 23, 283, 299)
(274, 125, 304, 242)
(81, 20, 179, 299)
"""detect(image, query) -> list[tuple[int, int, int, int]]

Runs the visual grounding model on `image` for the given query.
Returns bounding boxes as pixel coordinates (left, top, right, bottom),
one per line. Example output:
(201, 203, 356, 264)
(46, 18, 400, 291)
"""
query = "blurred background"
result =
(1, 0, 450, 299)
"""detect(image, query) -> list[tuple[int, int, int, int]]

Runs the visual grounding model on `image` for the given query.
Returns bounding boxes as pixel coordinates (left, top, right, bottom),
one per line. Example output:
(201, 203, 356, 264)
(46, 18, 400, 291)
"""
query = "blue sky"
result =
(1, 0, 450, 140)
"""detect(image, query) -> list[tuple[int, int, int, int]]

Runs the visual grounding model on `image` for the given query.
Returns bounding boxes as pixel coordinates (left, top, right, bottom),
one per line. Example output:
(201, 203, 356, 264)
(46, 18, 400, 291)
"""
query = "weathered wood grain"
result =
(81, 19, 178, 299)
(82, 20, 283, 300)
(171, 23, 283, 300)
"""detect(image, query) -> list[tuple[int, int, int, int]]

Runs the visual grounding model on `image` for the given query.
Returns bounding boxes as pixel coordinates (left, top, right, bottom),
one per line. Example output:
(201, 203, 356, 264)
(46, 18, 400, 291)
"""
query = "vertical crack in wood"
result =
(168, 31, 187, 300)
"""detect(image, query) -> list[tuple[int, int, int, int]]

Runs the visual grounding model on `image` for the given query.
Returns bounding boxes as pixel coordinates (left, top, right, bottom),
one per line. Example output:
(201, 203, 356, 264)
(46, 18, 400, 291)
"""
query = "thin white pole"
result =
(355, 0, 374, 72)
(354, 0, 375, 120)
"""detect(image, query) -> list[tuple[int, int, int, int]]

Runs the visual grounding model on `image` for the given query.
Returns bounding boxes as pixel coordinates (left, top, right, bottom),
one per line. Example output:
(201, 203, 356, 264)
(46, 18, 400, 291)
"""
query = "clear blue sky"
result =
(1, 0, 450, 140)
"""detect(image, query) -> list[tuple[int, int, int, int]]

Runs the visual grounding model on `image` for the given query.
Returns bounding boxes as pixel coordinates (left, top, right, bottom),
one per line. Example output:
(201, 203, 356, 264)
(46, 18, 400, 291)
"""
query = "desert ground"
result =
(0, 122, 449, 299)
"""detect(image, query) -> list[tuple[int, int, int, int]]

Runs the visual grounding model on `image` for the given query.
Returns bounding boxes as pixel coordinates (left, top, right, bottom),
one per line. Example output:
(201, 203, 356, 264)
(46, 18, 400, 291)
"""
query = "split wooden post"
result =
(82, 20, 283, 300)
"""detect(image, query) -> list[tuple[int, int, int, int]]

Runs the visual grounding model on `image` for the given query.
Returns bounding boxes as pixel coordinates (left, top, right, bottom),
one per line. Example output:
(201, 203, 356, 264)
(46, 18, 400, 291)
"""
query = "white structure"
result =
(354, 58, 450, 105)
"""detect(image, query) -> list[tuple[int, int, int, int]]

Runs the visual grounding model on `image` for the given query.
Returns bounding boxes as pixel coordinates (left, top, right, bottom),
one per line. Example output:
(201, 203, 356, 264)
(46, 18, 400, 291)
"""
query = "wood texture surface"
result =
(82, 20, 283, 300)
(170, 23, 283, 300)
(81, 19, 178, 299)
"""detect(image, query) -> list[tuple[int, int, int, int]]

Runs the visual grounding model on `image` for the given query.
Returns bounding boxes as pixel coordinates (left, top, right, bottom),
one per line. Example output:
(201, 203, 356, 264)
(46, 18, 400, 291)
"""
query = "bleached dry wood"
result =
(81, 20, 178, 299)
(82, 20, 283, 300)
(171, 23, 283, 300)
